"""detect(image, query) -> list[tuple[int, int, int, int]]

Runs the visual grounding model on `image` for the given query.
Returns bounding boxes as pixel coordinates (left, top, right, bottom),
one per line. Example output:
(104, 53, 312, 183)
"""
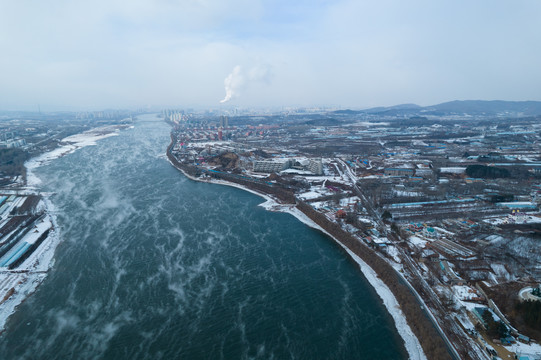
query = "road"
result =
(336, 157, 483, 360)
(335, 159, 385, 232)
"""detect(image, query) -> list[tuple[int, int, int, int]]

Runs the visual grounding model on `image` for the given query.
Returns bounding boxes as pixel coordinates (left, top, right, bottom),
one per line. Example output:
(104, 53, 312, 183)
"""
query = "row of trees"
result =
(0, 148, 29, 178)
(515, 300, 541, 332)
(465, 164, 510, 178)
(479, 309, 509, 339)
(483, 283, 541, 341)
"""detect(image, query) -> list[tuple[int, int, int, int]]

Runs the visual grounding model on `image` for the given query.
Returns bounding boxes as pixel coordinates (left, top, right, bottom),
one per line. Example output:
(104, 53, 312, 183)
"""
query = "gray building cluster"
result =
(253, 158, 323, 175)
(252, 159, 290, 173)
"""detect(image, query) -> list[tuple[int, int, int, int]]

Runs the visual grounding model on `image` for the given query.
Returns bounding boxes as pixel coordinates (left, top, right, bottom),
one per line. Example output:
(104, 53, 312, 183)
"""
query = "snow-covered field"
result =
(483, 213, 541, 225)
(297, 187, 332, 200)
(25, 126, 122, 187)
(505, 341, 541, 358)
(439, 167, 466, 174)
(409, 235, 429, 248)
(0, 200, 59, 332)
(452, 285, 482, 302)
(384, 245, 402, 263)
(339, 196, 360, 207)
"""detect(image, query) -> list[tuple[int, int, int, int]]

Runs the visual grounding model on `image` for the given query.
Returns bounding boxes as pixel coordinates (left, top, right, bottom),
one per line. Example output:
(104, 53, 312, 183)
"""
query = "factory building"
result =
(253, 158, 323, 175)
(253, 159, 291, 173)
(384, 168, 415, 177)
(308, 159, 323, 175)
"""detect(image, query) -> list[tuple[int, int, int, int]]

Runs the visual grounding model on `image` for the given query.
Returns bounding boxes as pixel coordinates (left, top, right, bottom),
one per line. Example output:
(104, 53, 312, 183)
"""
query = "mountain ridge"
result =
(332, 100, 541, 116)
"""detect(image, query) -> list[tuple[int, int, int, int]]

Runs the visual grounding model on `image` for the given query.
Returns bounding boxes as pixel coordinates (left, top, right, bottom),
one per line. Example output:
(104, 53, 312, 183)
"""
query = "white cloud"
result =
(0, 0, 540, 110)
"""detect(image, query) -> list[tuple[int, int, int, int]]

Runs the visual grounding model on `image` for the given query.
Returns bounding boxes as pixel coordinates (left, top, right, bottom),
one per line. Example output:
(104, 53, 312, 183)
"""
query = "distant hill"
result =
(304, 117, 340, 126)
(363, 103, 422, 114)
(331, 100, 541, 117)
(332, 109, 363, 115)
(425, 100, 541, 115)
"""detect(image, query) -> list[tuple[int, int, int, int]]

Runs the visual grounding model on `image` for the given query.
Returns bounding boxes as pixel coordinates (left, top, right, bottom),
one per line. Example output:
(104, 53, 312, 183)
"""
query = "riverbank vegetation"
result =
(0, 148, 29, 178)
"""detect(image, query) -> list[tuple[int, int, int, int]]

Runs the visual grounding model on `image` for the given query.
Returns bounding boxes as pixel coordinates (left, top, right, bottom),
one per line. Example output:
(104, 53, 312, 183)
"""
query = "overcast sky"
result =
(1, 0, 540, 110)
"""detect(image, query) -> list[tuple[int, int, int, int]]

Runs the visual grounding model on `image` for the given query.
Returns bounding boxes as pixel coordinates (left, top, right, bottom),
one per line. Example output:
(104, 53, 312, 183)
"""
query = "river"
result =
(0, 114, 407, 359)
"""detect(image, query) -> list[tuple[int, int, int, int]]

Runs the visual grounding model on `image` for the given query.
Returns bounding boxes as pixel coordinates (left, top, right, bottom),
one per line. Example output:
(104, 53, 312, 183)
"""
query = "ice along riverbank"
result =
(1, 113, 410, 359)
(0, 125, 129, 332)
(166, 141, 427, 360)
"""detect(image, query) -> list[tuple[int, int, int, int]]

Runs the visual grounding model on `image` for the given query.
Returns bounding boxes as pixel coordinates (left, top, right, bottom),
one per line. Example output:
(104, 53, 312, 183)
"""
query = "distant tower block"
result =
(220, 115, 224, 128)
(225, 116, 229, 128)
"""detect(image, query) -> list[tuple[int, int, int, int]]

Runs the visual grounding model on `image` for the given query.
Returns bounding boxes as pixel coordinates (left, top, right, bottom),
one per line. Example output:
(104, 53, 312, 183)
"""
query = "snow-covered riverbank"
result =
(25, 126, 126, 187)
(168, 162, 426, 360)
(0, 125, 130, 332)
(0, 199, 60, 332)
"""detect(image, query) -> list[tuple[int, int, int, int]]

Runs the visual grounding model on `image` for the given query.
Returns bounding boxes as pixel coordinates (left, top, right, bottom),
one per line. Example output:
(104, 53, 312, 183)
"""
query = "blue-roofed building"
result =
(497, 202, 537, 210)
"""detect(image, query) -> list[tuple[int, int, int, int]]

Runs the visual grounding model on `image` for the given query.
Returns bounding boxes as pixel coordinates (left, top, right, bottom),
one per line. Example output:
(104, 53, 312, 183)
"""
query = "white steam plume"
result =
(220, 64, 272, 103)
(220, 65, 243, 103)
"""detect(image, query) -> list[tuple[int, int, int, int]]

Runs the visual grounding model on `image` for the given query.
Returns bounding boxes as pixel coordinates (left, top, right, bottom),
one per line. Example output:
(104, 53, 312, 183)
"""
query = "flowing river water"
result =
(0, 114, 407, 359)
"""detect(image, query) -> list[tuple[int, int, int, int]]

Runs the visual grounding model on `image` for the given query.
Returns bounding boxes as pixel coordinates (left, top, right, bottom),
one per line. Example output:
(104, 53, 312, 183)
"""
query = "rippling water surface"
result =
(1, 114, 407, 359)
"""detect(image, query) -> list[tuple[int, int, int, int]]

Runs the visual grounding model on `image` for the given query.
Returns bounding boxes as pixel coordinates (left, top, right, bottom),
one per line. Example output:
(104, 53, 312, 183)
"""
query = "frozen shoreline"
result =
(267, 200, 427, 360)
(25, 127, 122, 187)
(0, 198, 61, 332)
(0, 126, 128, 332)
(169, 162, 426, 360)
(6, 125, 426, 357)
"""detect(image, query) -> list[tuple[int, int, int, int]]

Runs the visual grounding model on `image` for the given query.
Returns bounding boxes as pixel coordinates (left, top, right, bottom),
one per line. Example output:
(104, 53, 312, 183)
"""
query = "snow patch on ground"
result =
(491, 263, 513, 281)
(505, 341, 541, 358)
(439, 167, 466, 174)
(339, 196, 360, 207)
(384, 245, 402, 263)
(25, 128, 121, 187)
(297, 188, 332, 200)
(483, 213, 541, 225)
(455, 311, 476, 332)
(409, 236, 428, 248)
(0, 197, 61, 332)
(432, 226, 455, 236)
(452, 285, 482, 302)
